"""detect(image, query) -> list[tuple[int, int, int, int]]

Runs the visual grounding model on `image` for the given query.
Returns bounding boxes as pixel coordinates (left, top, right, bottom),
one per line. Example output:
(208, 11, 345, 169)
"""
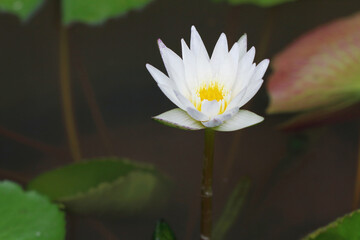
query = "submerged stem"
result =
(201, 128, 215, 240)
(59, 25, 82, 161)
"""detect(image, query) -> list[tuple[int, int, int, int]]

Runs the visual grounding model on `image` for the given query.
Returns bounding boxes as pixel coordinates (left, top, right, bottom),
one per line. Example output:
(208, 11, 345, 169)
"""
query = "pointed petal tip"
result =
(261, 59, 270, 72)
(263, 59, 270, 65)
(238, 33, 247, 42)
(181, 38, 188, 47)
(157, 39, 165, 48)
(145, 63, 157, 72)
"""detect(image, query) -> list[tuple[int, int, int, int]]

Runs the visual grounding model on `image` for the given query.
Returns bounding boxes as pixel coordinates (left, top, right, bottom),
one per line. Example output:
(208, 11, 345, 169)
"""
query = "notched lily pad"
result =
(28, 158, 170, 215)
(0, 181, 65, 240)
(62, 0, 154, 25)
(0, 0, 44, 21)
(303, 210, 360, 240)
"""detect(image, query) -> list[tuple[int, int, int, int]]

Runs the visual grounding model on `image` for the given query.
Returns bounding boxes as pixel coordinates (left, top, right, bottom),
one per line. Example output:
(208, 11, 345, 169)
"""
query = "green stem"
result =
(201, 128, 215, 240)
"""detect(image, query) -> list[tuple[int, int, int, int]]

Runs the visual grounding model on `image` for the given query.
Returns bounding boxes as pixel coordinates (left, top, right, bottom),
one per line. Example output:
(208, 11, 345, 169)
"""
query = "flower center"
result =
(191, 80, 230, 115)
(198, 81, 225, 102)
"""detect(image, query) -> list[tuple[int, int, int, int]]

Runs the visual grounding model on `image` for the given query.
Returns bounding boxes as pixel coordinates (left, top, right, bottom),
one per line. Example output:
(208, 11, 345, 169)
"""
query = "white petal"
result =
(211, 33, 228, 73)
(229, 43, 240, 66)
(181, 39, 197, 89)
(153, 108, 204, 130)
(232, 62, 256, 97)
(214, 110, 264, 132)
(217, 107, 239, 122)
(243, 47, 256, 66)
(190, 26, 210, 60)
(226, 87, 247, 110)
(173, 90, 209, 121)
(202, 118, 223, 128)
(218, 53, 237, 88)
(233, 47, 257, 94)
(187, 107, 209, 121)
(158, 39, 189, 96)
(146, 64, 175, 88)
(202, 107, 239, 128)
(251, 59, 269, 82)
(237, 34, 247, 59)
(196, 51, 213, 82)
(173, 89, 193, 109)
(158, 83, 184, 109)
(201, 100, 220, 118)
(237, 79, 264, 108)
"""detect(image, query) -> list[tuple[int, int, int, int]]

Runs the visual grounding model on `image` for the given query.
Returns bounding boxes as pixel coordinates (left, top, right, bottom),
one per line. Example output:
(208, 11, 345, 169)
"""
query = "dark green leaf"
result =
(303, 210, 360, 240)
(0, 0, 44, 21)
(152, 219, 176, 240)
(212, 178, 250, 240)
(62, 0, 154, 25)
(28, 158, 170, 215)
(0, 181, 65, 240)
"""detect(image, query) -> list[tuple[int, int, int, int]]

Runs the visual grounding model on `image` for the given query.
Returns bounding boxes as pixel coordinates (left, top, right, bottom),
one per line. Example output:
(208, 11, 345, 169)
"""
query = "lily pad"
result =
(28, 158, 169, 215)
(303, 210, 360, 240)
(267, 12, 360, 130)
(62, 0, 154, 25)
(0, 0, 44, 21)
(212, 0, 296, 7)
(0, 181, 65, 240)
(152, 219, 176, 240)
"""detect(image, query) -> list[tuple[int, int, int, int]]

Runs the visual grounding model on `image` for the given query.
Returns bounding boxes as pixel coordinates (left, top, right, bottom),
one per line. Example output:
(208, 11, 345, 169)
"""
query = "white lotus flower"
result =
(146, 26, 269, 131)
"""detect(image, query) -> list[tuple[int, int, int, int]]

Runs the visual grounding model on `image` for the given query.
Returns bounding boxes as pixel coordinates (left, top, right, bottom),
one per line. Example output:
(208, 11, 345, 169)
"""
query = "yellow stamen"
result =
(198, 81, 224, 102)
(192, 80, 229, 114)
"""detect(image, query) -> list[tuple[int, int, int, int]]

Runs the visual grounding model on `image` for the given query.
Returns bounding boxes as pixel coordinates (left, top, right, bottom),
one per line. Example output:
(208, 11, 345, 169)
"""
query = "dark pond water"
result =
(0, 0, 359, 239)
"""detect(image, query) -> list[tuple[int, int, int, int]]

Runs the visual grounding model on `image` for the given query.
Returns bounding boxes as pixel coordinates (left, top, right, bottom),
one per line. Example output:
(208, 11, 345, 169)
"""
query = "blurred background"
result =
(0, 0, 359, 239)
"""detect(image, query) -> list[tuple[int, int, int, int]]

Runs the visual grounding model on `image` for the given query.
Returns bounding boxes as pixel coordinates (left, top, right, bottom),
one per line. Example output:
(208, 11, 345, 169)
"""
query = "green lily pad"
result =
(0, 0, 44, 21)
(28, 158, 169, 215)
(62, 0, 153, 25)
(212, 0, 296, 7)
(303, 210, 360, 240)
(152, 219, 176, 240)
(0, 181, 65, 240)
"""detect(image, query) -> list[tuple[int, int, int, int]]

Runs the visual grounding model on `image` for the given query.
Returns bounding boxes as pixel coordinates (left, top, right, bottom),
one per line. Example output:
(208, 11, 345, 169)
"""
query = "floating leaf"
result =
(212, 0, 296, 7)
(303, 210, 360, 240)
(267, 12, 360, 130)
(62, 0, 153, 25)
(152, 219, 176, 240)
(212, 178, 250, 240)
(0, 0, 44, 21)
(0, 181, 65, 240)
(28, 158, 169, 215)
